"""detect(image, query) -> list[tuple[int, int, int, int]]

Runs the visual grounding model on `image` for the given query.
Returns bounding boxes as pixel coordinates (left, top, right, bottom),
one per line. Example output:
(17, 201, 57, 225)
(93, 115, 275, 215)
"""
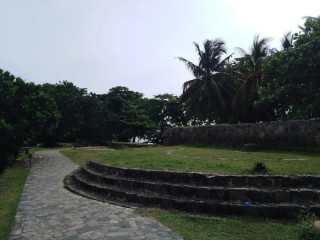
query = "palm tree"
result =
(232, 35, 270, 122)
(177, 39, 236, 123)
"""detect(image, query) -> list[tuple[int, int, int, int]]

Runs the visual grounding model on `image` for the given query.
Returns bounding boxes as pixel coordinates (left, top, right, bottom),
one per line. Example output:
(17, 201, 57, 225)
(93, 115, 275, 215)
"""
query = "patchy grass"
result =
(30, 146, 70, 155)
(61, 147, 114, 166)
(62, 145, 320, 175)
(136, 208, 300, 240)
(0, 164, 30, 240)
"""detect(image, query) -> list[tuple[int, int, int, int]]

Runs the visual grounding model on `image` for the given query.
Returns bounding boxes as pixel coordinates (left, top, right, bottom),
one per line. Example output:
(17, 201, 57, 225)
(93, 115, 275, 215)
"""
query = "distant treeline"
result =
(0, 74, 184, 172)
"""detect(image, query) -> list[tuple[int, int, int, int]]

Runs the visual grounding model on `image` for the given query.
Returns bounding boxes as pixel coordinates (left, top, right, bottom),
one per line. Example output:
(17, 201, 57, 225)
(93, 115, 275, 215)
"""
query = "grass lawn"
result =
(136, 208, 301, 240)
(30, 146, 70, 155)
(60, 147, 111, 166)
(0, 163, 30, 240)
(62, 145, 320, 175)
(60, 145, 320, 240)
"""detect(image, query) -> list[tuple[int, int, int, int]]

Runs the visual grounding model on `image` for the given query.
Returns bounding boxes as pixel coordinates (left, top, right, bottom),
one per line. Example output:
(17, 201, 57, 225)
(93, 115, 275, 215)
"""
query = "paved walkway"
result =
(10, 150, 182, 240)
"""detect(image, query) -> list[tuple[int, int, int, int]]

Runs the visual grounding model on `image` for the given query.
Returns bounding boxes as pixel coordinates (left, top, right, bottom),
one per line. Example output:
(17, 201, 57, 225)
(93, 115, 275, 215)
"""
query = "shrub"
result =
(253, 162, 267, 174)
(298, 214, 320, 240)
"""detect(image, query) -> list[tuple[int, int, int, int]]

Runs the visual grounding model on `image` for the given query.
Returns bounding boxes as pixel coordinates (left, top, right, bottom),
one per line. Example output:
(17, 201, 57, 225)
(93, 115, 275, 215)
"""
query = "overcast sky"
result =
(0, 0, 319, 98)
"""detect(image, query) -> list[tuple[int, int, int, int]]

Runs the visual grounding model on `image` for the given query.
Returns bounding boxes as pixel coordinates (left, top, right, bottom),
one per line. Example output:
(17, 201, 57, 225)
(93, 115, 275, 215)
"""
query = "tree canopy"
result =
(255, 16, 320, 121)
(179, 16, 320, 124)
(0, 70, 59, 172)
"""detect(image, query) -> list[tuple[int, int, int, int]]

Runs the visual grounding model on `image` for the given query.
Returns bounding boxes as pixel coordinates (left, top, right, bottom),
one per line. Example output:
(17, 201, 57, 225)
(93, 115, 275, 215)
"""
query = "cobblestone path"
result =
(10, 150, 182, 240)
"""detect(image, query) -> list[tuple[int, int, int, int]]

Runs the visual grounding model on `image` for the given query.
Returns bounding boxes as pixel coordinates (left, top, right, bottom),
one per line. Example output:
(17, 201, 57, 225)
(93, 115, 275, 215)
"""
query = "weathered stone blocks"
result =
(66, 160, 320, 219)
(163, 119, 320, 147)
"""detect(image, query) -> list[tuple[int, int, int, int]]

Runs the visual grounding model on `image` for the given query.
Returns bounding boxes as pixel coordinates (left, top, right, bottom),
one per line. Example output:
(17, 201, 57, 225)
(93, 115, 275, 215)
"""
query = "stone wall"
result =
(163, 119, 320, 147)
(105, 142, 158, 149)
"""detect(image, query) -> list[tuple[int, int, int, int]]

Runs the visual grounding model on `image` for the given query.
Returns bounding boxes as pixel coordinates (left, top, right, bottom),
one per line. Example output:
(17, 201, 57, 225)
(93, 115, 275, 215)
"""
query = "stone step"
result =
(66, 170, 320, 219)
(81, 165, 320, 204)
(86, 160, 320, 189)
(66, 174, 141, 208)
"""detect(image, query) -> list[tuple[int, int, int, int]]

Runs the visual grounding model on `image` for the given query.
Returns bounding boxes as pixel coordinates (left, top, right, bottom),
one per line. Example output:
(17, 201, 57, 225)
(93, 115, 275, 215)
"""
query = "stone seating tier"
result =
(65, 160, 320, 219)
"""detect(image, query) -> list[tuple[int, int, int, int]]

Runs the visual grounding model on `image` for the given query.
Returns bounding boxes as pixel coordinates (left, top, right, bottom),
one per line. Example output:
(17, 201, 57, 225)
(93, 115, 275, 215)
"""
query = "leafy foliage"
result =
(41, 81, 88, 142)
(145, 94, 185, 143)
(105, 86, 156, 142)
(179, 16, 320, 124)
(0, 69, 59, 172)
(298, 214, 320, 240)
(41, 84, 163, 143)
(256, 16, 320, 121)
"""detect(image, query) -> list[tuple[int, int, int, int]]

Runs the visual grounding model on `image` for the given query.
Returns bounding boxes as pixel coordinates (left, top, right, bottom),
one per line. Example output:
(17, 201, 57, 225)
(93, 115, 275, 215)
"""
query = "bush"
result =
(298, 214, 320, 240)
(253, 162, 267, 174)
(0, 155, 15, 174)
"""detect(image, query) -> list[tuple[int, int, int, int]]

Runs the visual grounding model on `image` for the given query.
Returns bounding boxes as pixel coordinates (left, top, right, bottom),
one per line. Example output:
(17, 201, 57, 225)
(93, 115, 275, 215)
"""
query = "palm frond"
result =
(182, 78, 201, 93)
(232, 74, 258, 119)
(234, 47, 247, 57)
(177, 57, 205, 78)
(216, 53, 234, 70)
(207, 78, 226, 109)
(281, 32, 293, 50)
(193, 42, 203, 59)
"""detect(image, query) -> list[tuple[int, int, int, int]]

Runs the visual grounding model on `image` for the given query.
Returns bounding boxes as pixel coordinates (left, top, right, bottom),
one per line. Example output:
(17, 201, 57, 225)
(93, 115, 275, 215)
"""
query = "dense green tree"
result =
(256, 16, 320, 121)
(178, 39, 237, 123)
(0, 69, 59, 172)
(145, 94, 185, 143)
(105, 86, 155, 142)
(41, 81, 88, 141)
(77, 93, 110, 143)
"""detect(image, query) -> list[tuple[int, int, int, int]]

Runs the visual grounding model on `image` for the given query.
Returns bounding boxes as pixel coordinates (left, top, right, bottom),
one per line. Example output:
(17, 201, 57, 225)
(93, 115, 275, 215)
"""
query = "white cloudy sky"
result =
(0, 0, 319, 97)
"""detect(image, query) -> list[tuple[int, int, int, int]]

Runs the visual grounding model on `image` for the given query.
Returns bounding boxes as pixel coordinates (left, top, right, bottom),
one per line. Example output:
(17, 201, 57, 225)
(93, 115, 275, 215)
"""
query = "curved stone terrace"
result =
(66, 159, 320, 219)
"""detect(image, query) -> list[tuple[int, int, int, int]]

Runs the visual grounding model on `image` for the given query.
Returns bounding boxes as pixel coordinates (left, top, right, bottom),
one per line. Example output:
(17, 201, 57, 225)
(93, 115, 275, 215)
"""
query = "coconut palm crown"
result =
(178, 39, 236, 123)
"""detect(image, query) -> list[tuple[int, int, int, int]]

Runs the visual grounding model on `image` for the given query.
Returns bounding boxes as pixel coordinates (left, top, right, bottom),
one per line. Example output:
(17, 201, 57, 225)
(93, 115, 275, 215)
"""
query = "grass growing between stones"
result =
(62, 145, 320, 175)
(136, 208, 300, 240)
(0, 164, 30, 240)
